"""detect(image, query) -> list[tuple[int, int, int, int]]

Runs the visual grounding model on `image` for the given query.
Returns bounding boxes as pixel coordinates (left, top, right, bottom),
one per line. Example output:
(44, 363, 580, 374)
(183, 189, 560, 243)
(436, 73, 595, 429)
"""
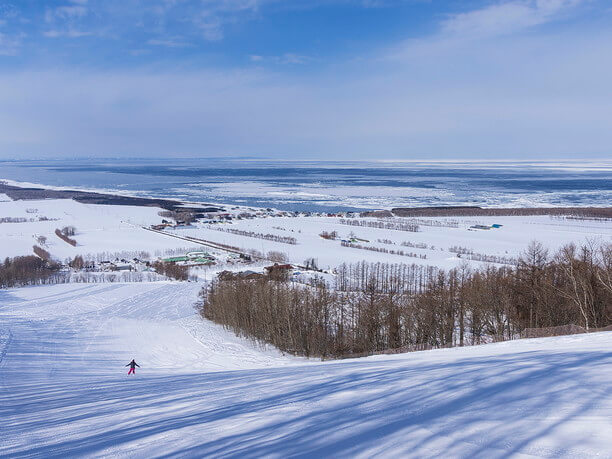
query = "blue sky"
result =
(0, 0, 611, 159)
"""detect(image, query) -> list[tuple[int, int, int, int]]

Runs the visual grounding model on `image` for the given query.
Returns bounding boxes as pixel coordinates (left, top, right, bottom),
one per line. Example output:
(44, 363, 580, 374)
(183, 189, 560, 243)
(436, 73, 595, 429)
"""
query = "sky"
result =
(0, 0, 611, 160)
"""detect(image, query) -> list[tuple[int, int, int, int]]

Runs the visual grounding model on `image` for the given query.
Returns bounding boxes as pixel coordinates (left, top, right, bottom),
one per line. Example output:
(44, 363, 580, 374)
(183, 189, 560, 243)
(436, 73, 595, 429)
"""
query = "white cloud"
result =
(386, 0, 590, 66)
(194, 11, 225, 41)
(147, 37, 191, 47)
(361, 0, 388, 7)
(56, 5, 88, 18)
(45, 5, 88, 23)
(0, 0, 610, 159)
(42, 1, 92, 39)
(129, 48, 152, 56)
(0, 3, 21, 54)
(441, 0, 584, 38)
(43, 29, 92, 38)
(0, 3, 19, 20)
(190, 0, 267, 41)
(1, 26, 611, 160)
(141, 0, 267, 41)
(249, 53, 313, 64)
(0, 31, 22, 55)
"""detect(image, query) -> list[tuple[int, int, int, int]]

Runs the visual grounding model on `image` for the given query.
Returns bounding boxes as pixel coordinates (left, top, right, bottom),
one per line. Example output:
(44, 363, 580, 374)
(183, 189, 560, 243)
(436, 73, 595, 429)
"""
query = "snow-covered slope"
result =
(1, 283, 610, 458)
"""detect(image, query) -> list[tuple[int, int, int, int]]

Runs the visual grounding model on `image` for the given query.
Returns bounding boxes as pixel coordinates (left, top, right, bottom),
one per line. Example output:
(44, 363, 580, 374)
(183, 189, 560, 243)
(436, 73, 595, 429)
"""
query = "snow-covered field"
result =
(0, 198, 195, 260)
(2, 196, 610, 271)
(0, 282, 610, 457)
(172, 214, 612, 270)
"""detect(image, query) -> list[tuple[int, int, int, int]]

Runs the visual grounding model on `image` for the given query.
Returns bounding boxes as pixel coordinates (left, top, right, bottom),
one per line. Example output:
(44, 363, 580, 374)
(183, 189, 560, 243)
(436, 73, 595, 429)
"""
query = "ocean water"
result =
(1, 159, 611, 212)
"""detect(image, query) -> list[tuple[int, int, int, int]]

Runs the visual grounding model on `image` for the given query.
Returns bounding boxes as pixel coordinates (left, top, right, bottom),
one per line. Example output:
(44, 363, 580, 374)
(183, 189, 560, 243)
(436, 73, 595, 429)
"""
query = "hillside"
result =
(1, 282, 610, 457)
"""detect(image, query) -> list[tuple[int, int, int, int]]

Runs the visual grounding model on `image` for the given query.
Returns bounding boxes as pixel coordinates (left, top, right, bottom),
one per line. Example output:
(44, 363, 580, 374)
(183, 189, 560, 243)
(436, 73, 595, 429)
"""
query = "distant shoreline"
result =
(389, 206, 612, 218)
(2, 180, 610, 218)
(0, 181, 223, 214)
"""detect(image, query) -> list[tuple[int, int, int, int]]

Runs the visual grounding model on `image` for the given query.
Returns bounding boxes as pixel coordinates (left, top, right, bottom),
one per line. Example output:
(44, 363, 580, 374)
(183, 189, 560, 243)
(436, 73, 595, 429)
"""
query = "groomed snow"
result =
(1, 282, 610, 457)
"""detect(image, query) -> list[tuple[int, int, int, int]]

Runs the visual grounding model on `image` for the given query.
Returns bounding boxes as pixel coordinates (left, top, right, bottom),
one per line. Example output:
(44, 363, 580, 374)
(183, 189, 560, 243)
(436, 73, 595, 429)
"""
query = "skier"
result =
(126, 359, 140, 375)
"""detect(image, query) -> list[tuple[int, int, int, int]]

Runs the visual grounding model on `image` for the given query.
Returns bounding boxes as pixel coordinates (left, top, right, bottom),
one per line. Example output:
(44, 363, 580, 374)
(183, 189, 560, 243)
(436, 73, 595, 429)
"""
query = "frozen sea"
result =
(1, 159, 611, 212)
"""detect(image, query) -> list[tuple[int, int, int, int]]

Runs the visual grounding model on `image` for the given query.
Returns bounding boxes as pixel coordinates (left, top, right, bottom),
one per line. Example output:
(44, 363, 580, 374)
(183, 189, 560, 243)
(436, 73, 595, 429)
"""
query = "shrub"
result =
(33, 245, 52, 261)
(61, 226, 76, 236)
(152, 261, 189, 281)
(319, 231, 338, 240)
(267, 251, 289, 263)
(69, 255, 85, 270)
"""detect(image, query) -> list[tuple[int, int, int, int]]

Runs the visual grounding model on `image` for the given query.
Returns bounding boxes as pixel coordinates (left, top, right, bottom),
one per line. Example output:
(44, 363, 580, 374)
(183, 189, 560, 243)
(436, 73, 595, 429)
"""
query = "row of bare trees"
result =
(0, 216, 55, 223)
(210, 227, 298, 245)
(340, 241, 428, 260)
(200, 241, 611, 358)
(55, 227, 77, 246)
(338, 219, 420, 232)
(69, 271, 167, 283)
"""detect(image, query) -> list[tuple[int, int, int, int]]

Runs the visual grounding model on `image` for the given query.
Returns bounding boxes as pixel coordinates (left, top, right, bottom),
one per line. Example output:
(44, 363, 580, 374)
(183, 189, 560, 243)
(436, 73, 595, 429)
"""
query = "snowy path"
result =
(0, 283, 611, 458)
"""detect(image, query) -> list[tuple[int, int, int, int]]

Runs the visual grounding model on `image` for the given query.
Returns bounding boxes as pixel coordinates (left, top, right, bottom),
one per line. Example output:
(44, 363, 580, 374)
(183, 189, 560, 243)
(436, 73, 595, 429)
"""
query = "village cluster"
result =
(1, 190, 610, 288)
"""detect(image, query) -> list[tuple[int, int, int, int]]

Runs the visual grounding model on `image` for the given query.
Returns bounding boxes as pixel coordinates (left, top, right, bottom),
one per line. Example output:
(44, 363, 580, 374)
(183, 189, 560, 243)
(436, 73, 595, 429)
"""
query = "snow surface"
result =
(1, 282, 611, 458)
(173, 214, 612, 270)
(1, 197, 610, 272)
(0, 198, 198, 260)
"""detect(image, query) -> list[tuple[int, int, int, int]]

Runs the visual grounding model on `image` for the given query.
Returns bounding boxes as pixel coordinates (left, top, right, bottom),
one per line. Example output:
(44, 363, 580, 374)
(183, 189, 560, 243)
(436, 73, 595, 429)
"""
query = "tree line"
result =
(209, 227, 298, 245)
(340, 241, 428, 260)
(338, 219, 420, 232)
(391, 206, 612, 218)
(0, 256, 62, 288)
(200, 241, 611, 358)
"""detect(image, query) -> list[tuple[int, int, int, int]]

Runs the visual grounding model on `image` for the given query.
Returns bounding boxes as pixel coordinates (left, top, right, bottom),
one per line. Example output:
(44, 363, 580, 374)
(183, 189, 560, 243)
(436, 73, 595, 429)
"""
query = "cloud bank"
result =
(0, 0, 610, 159)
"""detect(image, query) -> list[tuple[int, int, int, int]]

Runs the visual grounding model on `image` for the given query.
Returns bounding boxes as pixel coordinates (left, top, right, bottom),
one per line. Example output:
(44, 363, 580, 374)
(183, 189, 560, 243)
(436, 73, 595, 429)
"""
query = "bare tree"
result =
(267, 251, 289, 263)
(61, 226, 77, 236)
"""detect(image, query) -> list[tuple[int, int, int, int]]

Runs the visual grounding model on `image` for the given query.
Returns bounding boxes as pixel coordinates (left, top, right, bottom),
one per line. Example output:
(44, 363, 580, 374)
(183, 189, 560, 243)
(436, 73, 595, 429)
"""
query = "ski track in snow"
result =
(0, 282, 611, 458)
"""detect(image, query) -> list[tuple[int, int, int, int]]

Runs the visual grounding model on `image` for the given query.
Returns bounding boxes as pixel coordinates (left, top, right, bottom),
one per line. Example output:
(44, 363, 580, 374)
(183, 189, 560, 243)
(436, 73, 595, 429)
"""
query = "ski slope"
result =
(1, 282, 611, 458)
